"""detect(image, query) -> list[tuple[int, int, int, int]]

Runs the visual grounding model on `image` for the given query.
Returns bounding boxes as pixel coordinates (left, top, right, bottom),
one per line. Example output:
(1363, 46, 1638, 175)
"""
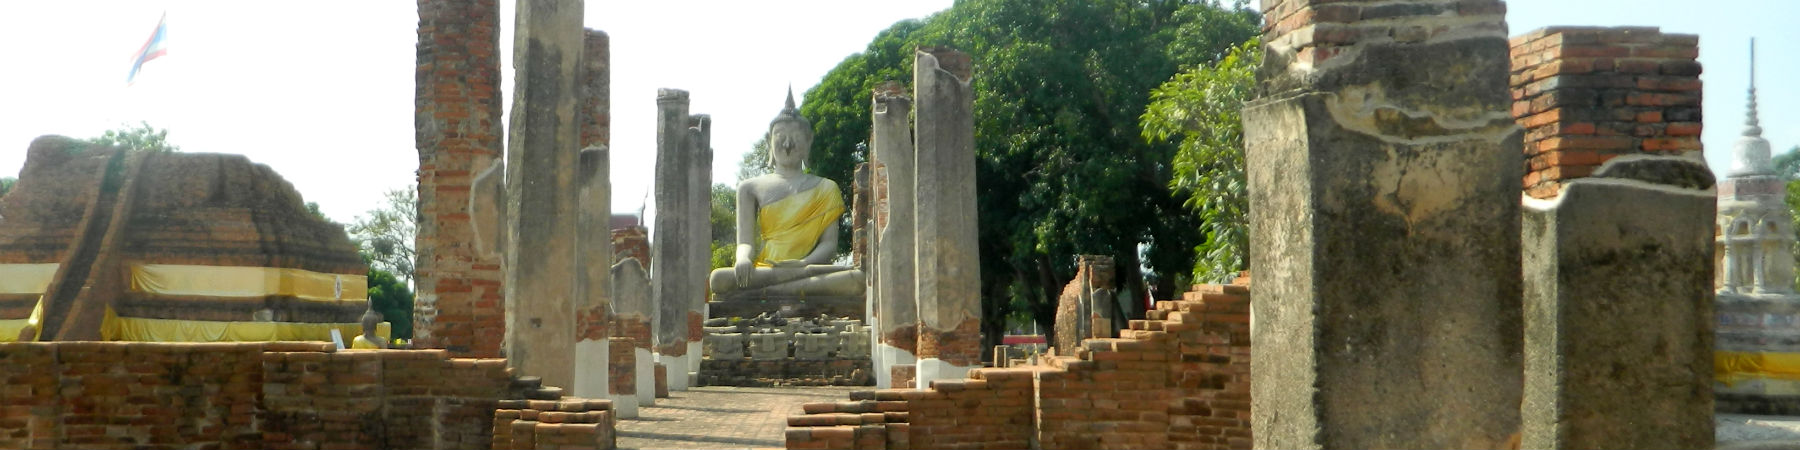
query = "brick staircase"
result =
(786, 276, 1251, 450)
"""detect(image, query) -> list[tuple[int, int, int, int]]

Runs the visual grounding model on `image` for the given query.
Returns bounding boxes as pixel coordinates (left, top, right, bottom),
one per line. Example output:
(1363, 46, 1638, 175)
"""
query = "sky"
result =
(0, 0, 1795, 225)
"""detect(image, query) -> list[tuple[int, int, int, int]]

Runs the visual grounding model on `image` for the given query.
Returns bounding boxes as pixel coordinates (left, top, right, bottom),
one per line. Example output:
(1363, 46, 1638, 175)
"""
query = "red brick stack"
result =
(785, 278, 1253, 450)
(1510, 26, 1702, 198)
(493, 398, 617, 450)
(1261, 0, 1507, 69)
(413, 0, 507, 357)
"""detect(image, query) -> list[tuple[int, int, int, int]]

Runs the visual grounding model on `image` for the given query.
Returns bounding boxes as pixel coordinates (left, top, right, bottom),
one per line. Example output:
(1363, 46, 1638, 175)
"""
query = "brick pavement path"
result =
(616, 386, 857, 450)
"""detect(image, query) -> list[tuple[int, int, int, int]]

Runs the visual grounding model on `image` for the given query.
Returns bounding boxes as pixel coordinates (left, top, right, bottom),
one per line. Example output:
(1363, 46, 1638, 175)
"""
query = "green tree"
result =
(738, 138, 773, 182)
(1141, 39, 1259, 283)
(348, 188, 417, 283)
(0, 177, 15, 198)
(362, 251, 415, 340)
(801, 0, 1260, 345)
(1774, 146, 1800, 179)
(89, 121, 180, 153)
(711, 183, 738, 269)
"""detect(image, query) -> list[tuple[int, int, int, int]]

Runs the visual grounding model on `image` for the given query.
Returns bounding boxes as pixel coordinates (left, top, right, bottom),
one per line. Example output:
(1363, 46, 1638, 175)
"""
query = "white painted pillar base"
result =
(610, 393, 638, 418)
(573, 339, 609, 399)
(686, 341, 703, 388)
(634, 348, 656, 406)
(874, 343, 916, 389)
(658, 352, 692, 391)
(916, 358, 974, 390)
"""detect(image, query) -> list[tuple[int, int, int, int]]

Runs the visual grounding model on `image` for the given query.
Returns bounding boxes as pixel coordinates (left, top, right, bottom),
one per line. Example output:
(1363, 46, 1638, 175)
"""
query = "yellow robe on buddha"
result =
(755, 180, 845, 267)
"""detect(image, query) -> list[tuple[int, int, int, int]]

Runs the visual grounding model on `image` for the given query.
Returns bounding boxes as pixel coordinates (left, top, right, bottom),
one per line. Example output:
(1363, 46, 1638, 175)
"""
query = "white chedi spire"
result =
(1730, 38, 1774, 177)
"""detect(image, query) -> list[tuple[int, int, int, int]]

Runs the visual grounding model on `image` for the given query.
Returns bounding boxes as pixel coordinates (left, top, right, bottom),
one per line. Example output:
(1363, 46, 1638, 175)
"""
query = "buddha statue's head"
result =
(767, 88, 813, 170)
(361, 308, 382, 337)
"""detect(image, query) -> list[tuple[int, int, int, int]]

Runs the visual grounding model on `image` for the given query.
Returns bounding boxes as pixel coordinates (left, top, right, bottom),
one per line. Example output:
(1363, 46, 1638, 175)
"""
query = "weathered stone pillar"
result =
(912, 47, 981, 387)
(612, 258, 656, 407)
(871, 82, 918, 389)
(571, 28, 632, 417)
(1511, 26, 1715, 448)
(652, 89, 698, 390)
(575, 145, 623, 410)
(685, 114, 713, 379)
(1520, 160, 1715, 449)
(502, 0, 583, 390)
(413, 0, 505, 358)
(1245, 1, 1523, 447)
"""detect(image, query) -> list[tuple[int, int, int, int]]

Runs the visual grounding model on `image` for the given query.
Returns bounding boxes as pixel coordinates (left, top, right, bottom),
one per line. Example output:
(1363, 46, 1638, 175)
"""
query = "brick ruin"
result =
(785, 3, 1721, 450)
(1511, 26, 1705, 198)
(0, 137, 368, 341)
(412, 0, 507, 357)
(0, 342, 615, 450)
(787, 279, 1252, 450)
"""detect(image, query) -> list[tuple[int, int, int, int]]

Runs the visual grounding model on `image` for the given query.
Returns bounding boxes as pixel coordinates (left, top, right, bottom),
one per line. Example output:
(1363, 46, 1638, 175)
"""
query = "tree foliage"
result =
(348, 188, 417, 283)
(0, 177, 14, 198)
(89, 121, 180, 153)
(362, 251, 415, 340)
(711, 183, 738, 269)
(800, 0, 1260, 342)
(1141, 39, 1259, 283)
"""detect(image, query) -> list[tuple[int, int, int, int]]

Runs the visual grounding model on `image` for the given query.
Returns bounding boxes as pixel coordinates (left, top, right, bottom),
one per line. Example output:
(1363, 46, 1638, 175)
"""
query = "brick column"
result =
(1511, 26, 1704, 198)
(1512, 27, 1715, 448)
(413, 0, 505, 357)
(1246, 1, 1523, 447)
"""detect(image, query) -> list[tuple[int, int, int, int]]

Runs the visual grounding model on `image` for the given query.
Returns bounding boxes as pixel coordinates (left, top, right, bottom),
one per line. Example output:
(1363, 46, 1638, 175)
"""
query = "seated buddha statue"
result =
(708, 91, 865, 297)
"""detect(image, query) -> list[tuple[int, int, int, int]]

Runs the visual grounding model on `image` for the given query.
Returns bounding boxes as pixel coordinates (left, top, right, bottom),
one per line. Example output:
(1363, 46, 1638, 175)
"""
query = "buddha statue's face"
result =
(769, 120, 812, 171)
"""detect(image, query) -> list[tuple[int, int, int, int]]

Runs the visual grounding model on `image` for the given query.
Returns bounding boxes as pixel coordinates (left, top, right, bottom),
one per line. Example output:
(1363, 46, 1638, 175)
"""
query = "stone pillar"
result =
(1511, 27, 1714, 447)
(413, 0, 505, 358)
(871, 82, 918, 389)
(502, 0, 583, 390)
(612, 258, 656, 407)
(685, 114, 713, 379)
(1520, 160, 1715, 449)
(572, 28, 632, 416)
(576, 146, 624, 410)
(912, 47, 981, 387)
(652, 89, 697, 390)
(1245, 1, 1523, 448)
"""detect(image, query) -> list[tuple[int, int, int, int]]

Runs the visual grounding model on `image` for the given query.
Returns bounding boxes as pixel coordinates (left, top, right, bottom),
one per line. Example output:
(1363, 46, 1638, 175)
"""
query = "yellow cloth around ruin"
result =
(0, 300, 45, 342)
(99, 307, 390, 342)
(0, 263, 59, 294)
(1716, 350, 1800, 386)
(753, 180, 845, 267)
(130, 264, 368, 301)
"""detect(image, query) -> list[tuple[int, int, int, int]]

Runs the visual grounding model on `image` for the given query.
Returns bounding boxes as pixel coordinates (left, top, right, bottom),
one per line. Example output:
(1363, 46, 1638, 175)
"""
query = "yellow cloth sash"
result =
(131, 264, 368, 302)
(99, 306, 390, 342)
(1717, 350, 1800, 386)
(0, 263, 59, 294)
(754, 180, 845, 266)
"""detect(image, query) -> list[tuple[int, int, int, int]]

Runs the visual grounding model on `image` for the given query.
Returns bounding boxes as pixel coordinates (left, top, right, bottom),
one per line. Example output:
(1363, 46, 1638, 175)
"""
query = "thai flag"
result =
(127, 13, 168, 85)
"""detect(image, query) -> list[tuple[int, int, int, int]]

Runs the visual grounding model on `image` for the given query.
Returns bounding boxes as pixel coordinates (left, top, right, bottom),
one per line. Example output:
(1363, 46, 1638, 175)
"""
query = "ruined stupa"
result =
(0, 136, 374, 342)
(1715, 42, 1800, 414)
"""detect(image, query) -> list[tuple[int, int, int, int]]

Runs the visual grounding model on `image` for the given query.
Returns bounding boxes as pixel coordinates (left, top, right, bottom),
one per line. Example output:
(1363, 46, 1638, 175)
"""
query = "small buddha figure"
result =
(709, 90, 865, 297)
(350, 309, 388, 349)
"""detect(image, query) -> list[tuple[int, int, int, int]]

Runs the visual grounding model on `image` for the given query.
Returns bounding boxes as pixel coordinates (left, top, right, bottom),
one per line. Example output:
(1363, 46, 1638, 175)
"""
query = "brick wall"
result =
(1510, 26, 1702, 198)
(0, 341, 616, 450)
(786, 279, 1252, 450)
(413, 0, 506, 357)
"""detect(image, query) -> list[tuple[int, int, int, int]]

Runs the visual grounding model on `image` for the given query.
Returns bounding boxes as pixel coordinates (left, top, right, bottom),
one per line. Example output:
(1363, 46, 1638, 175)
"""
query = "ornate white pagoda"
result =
(1716, 39, 1800, 414)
